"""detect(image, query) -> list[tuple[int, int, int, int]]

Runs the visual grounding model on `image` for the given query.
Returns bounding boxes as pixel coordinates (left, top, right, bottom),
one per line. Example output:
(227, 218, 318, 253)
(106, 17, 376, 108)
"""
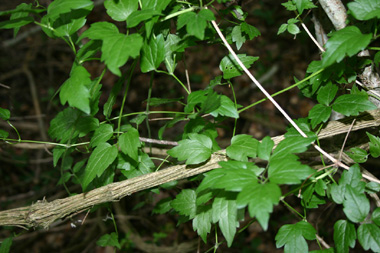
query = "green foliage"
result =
(1, 0, 380, 251)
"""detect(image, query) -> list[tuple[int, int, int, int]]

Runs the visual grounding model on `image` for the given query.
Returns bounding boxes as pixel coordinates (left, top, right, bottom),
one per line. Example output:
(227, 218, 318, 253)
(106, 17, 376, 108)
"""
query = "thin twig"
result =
(338, 119, 356, 163)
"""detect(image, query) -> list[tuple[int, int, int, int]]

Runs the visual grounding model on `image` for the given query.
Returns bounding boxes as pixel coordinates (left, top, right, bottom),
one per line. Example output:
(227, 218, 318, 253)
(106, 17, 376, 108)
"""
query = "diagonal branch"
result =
(0, 110, 379, 229)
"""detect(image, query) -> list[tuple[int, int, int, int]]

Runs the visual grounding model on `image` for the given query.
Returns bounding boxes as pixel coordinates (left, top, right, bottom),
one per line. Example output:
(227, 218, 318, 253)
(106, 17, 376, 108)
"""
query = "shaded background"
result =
(0, 0, 345, 252)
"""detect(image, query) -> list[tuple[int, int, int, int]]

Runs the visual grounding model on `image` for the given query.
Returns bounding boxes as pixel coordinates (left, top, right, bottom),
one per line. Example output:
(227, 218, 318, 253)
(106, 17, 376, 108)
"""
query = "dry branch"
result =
(1, 110, 380, 229)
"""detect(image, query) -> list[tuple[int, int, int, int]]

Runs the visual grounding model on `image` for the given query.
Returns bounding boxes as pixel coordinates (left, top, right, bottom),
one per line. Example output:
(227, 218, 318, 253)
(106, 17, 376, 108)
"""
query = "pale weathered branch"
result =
(0, 110, 379, 229)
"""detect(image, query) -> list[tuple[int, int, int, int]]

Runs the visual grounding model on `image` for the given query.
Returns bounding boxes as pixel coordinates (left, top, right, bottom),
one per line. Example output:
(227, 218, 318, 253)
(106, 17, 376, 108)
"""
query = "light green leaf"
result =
(96, 232, 121, 249)
(119, 128, 141, 161)
(322, 26, 372, 68)
(271, 136, 315, 160)
(334, 220, 356, 253)
(47, 0, 93, 19)
(357, 223, 380, 252)
(219, 54, 258, 79)
(90, 124, 114, 148)
(60, 66, 91, 114)
(287, 23, 300, 35)
(104, 0, 138, 21)
(367, 132, 380, 158)
(171, 189, 197, 219)
(212, 194, 238, 247)
(82, 143, 118, 190)
(332, 94, 376, 116)
(226, 134, 259, 161)
(177, 9, 215, 40)
(210, 95, 239, 118)
(126, 9, 161, 28)
(140, 34, 165, 73)
(317, 82, 338, 106)
(292, 0, 317, 14)
(258, 136, 274, 160)
(237, 183, 281, 230)
(308, 104, 332, 128)
(198, 161, 258, 192)
(275, 221, 316, 253)
(348, 0, 380, 20)
(0, 108, 10, 120)
(241, 22, 260, 40)
(79, 21, 119, 40)
(193, 208, 212, 243)
(231, 25, 245, 50)
(343, 185, 370, 223)
(168, 133, 212, 164)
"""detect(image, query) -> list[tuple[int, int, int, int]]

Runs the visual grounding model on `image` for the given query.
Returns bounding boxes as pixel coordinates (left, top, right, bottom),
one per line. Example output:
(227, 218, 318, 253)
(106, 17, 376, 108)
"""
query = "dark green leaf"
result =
(0, 237, 12, 253)
(357, 223, 380, 252)
(308, 104, 332, 128)
(75, 116, 99, 137)
(47, 0, 93, 19)
(152, 197, 172, 214)
(334, 220, 356, 253)
(104, 0, 138, 21)
(90, 124, 114, 148)
(171, 189, 197, 218)
(140, 34, 165, 72)
(322, 26, 372, 68)
(103, 77, 123, 118)
(119, 128, 141, 161)
(372, 208, 380, 226)
(0, 129, 9, 139)
(317, 82, 338, 106)
(48, 107, 81, 143)
(168, 133, 212, 164)
(76, 40, 101, 64)
(345, 147, 368, 163)
(348, 0, 380, 21)
(332, 94, 376, 116)
(96, 232, 121, 249)
(193, 207, 212, 243)
(237, 183, 281, 230)
(367, 132, 380, 158)
(0, 108, 10, 120)
(241, 22, 260, 40)
(0, 17, 33, 29)
(60, 66, 91, 114)
(343, 185, 370, 222)
(226, 134, 259, 161)
(220, 54, 259, 79)
(146, 97, 183, 106)
(275, 221, 316, 253)
(82, 143, 118, 190)
(271, 136, 315, 160)
(269, 155, 314, 184)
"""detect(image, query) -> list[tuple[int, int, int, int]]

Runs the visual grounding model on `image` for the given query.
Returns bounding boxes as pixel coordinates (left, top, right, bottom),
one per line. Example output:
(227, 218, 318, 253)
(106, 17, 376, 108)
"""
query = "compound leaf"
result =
(177, 9, 215, 40)
(332, 94, 376, 116)
(226, 134, 259, 161)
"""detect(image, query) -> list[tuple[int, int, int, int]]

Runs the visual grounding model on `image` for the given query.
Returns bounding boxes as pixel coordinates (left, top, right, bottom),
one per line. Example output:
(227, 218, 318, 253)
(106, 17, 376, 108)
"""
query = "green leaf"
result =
(8, 3, 33, 36)
(177, 9, 215, 40)
(367, 132, 380, 158)
(90, 124, 114, 148)
(168, 133, 212, 164)
(237, 183, 281, 230)
(0, 237, 12, 253)
(82, 143, 118, 190)
(219, 54, 258, 79)
(60, 66, 91, 114)
(292, 0, 317, 14)
(345, 147, 368, 163)
(231, 25, 245, 50)
(146, 97, 183, 107)
(171, 189, 197, 219)
(126, 9, 162, 28)
(348, 0, 380, 20)
(322, 26, 372, 68)
(103, 77, 123, 118)
(275, 221, 316, 253)
(334, 220, 356, 253)
(373, 208, 380, 226)
(332, 94, 376, 116)
(212, 194, 238, 247)
(47, 0, 93, 19)
(343, 185, 370, 222)
(258, 136, 274, 160)
(79, 21, 119, 40)
(226, 134, 259, 161)
(96, 232, 121, 249)
(104, 0, 138, 21)
(0, 129, 9, 139)
(198, 161, 259, 192)
(0, 108, 10, 120)
(308, 104, 332, 128)
(76, 40, 101, 64)
(317, 82, 338, 106)
(357, 223, 380, 252)
(241, 22, 260, 40)
(193, 207, 212, 243)
(366, 182, 380, 194)
(48, 107, 81, 142)
(140, 34, 165, 73)
(119, 128, 141, 161)
(271, 136, 315, 160)
(152, 197, 172, 214)
(210, 95, 239, 118)
(287, 23, 300, 35)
